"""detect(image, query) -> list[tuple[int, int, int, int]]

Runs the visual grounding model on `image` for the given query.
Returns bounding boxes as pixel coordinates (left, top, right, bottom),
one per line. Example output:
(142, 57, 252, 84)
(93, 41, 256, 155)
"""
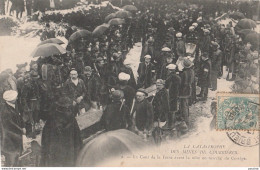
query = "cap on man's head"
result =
(70, 69, 77, 74)
(156, 79, 165, 85)
(118, 72, 130, 81)
(84, 66, 92, 72)
(111, 90, 124, 100)
(182, 59, 193, 68)
(197, 17, 202, 21)
(3, 90, 18, 102)
(137, 88, 148, 96)
(189, 26, 195, 31)
(166, 64, 177, 70)
(192, 23, 198, 27)
(203, 29, 210, 33)
(176, 32, 182, 38)
(144, 55, 151, 59)
(162, 47, 171, 52)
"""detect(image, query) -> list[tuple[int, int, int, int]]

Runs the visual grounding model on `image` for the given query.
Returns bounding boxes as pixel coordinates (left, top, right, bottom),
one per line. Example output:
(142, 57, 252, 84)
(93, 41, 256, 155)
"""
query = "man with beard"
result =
(197, 52, 211, 101)
(132, 89, 153, 136)
(1, 90, 25, 167)
(152, 79, 170, 129)
(81, 66, 101, 109)
(64, 69, 90, 115)
(165, 64, 181, 128)
(40, 96, 82, 167)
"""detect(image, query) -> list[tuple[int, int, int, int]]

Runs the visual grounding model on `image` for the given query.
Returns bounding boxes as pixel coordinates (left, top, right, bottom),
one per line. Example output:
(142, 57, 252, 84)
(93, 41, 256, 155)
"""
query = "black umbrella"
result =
(229, 12, 245, 20)
(68, 29, 92, 44)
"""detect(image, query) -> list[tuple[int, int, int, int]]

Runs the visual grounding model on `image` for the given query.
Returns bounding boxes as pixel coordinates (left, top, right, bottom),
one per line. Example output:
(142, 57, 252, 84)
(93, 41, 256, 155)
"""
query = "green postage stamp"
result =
(217, 93, 259, 131)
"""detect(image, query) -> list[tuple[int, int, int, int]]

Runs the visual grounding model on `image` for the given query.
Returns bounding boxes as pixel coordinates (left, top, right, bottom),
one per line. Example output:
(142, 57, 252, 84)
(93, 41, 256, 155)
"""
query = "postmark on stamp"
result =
(226, 130, 259, 147)
(216, 93, 259, 131)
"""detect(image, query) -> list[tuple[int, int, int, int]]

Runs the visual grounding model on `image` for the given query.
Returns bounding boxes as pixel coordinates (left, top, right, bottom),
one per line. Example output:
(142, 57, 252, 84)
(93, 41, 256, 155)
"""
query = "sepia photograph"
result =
(0, 0, 259, 167)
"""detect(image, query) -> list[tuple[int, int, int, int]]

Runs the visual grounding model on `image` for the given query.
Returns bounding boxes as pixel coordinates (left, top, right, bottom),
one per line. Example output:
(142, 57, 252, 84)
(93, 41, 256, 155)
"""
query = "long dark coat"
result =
(100, 101, 130, 131)
(137, 62, 154, 88)
(116, 85, 136, 109)
(152, 88, 170, 122)
(133, 99, 153, 131)
(81, 74, 101, 102)
(40, 112, 82, 167)
(165, 72, 181, 111)
(210, 49, 222, 90)
(179, 68, 194, 98)
(0, 103, 24, 155)
(198, 59, 211, 88)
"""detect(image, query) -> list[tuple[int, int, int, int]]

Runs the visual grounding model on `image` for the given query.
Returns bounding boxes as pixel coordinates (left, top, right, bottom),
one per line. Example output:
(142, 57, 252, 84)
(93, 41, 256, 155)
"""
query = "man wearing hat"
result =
(81, 66, 102, 109)
(197, 52, 211, 101)
(1, 90, 25, 166)
(131, 88, 153, 136)
(21, 70, 41, 137)
(165, 64, 181, 128)
(199, 28, 211, 54)
(137, 55, 155, 88)
(64, 69, 90, 115)
(116, 72, 136, 109)
(186, 26, 198, 44)
(179, 59, 194, 127)
(152, 79, 170, 129)
(176, 32, 186, 57)
(210, 41, 222, 91)
(40, 96, 82, 166)
(100, 90, 130, 131)
(160, 53, 175, 80)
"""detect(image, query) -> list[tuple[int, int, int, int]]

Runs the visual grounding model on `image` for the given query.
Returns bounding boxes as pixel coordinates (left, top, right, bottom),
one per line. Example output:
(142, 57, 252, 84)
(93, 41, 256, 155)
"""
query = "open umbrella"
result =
(229, 12, 245, 20)
(30, 43, 66, 58)
(92, 23, 110, 37)
(115, 10, 132, 19)
(244, 33, 260, 49)
(69, 29, 92, 44)
(76, 129, 149, 166)
(236, 19, 257, 29)
(108, 18, 125, 26)
(37, 38, 64, 46)
(105, 13, 116, 22)
(122, 5, 137, 11)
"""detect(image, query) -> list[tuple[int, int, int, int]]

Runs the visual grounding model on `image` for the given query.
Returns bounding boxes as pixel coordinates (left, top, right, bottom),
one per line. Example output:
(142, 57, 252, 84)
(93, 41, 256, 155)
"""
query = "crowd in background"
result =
(0, 0, 259, 167)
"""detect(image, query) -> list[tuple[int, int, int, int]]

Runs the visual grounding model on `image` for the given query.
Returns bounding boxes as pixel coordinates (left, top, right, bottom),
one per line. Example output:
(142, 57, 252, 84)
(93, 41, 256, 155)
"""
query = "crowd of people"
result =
(0, 0, 259, 167)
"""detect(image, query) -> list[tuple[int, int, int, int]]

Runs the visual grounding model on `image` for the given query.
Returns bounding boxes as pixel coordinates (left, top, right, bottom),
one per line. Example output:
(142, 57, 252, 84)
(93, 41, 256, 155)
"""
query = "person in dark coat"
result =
(64, 69, 90, 115)
(0, 0, 5, 15)
(199, 29, 211, 54)
(40, 96, 83, 167)
(132, 89, 153, 133)
(0, 90, 25, 167)
(160, 53, 174, 80)
(210, 42, 222, 91)
(100, 90, 131, 131)
(197, 52, 211, 101)
(137, 55, 155, 88)
(40, 23, 56, 41)
(165, 64, 181, 128)
(65, 26, 77, 40)
(176, 32, 186, 58)
(179, 59, 194, 127)
(116, 72, 136, 109)
(81, 66, 101, 108)
(152, 79, 170, 129)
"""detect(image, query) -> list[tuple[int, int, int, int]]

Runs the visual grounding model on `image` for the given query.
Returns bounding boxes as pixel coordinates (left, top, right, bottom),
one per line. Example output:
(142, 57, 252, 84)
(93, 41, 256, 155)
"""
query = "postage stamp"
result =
(216, 93, 259, 131)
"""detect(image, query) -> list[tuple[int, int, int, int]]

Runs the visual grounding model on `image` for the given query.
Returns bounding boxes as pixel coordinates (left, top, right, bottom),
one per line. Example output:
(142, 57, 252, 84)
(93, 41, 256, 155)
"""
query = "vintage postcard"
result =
(0, 0, 259, 168)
